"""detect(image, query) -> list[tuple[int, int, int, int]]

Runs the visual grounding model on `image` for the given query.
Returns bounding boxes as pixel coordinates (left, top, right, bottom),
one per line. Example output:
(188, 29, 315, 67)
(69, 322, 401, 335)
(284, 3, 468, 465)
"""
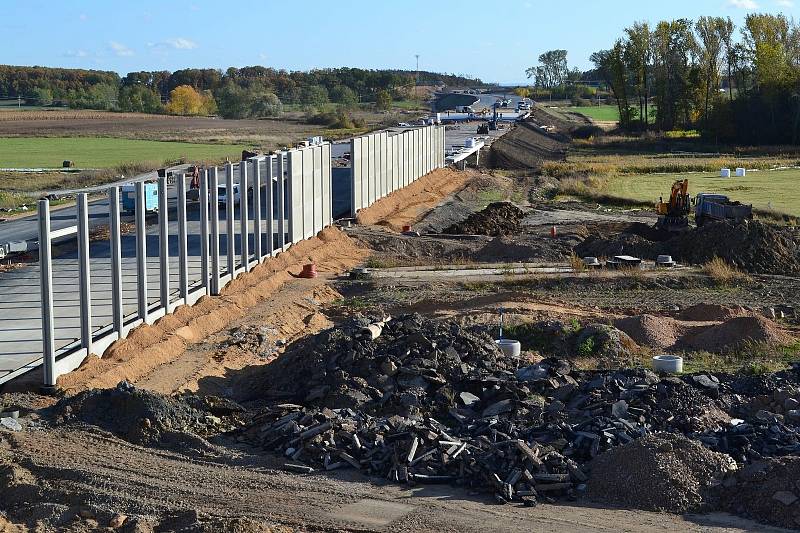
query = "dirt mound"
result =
(576, 220, 800, 275)
(680, 303, 751, 322)
(475, 235, 573, 262)
(718, 457, 800, 529)
(443, 202, 525, 236)
(488, 120, 568, 170)
(614, 314, 682, 351)
(586, 433, 737, 513)
(56, 382, 243, 445)
(681, 316, 789, 353)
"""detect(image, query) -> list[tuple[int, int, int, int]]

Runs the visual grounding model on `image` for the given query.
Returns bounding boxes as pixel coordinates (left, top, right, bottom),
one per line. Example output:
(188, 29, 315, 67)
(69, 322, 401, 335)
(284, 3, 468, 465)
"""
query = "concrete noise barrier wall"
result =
(350, 125, 445, 216)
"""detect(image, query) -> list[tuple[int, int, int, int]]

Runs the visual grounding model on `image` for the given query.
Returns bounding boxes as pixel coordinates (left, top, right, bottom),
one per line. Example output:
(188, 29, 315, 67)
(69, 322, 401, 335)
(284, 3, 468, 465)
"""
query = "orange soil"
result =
(57, 227, 367, 393)
(355, 167, 473, 231)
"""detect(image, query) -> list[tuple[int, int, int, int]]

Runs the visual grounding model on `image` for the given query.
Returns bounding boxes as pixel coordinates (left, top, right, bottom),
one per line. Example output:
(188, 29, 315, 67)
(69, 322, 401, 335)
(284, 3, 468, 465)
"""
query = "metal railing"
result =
(34, 144, 331, 387)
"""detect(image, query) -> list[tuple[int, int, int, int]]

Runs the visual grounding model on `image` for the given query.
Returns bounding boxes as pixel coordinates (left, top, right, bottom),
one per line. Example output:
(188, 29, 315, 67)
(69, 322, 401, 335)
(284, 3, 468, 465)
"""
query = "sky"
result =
(2, 0, 798, 83)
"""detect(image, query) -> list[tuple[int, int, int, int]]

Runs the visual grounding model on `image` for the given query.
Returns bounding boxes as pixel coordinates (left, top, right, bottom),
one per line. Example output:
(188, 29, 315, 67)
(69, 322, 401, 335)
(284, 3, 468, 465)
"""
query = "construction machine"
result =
(655, 179, 691, 231)
(694, 193, 753, 226)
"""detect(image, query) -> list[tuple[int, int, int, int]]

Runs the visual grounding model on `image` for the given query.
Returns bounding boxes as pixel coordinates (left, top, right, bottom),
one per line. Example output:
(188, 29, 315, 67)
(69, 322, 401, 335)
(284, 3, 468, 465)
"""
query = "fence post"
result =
(276, 153, 286, 250)
(158, 176, 170, 311)
(38, 199, 56, 387)
(177, 174, 189, 301)
(240, 159, 249, 272)
(209, 168, 221, 295)
(200, 169, 210, 295)
(135, 181, 148, 322)
(226, 162, 235, 277)
(77, 193, 92, 353)
(108, 187, 123, 336)
(265, 155, 274, 256)
(253, 159, 262, 260)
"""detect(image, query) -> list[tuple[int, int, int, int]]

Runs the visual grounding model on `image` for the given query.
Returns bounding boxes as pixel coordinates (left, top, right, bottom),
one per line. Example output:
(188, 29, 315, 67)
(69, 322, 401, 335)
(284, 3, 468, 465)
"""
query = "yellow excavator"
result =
(655, 179, 691, 231)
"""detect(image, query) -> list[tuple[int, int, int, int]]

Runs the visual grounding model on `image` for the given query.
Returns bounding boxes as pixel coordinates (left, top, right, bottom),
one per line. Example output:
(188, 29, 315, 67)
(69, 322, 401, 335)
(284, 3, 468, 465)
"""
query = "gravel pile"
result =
(443, 202, 525, 237)
(681, 316, 789, 353)
(586, 433, 737, 512)
(614, 314, 682, 351)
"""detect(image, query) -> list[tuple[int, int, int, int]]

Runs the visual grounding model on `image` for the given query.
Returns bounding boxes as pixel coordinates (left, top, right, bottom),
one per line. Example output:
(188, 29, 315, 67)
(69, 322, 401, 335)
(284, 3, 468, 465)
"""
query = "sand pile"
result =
(614, 314, 683, 351)
(443, 202, 525, 236)
(586, 433, 737, 513)
(681, 316, 789, 352)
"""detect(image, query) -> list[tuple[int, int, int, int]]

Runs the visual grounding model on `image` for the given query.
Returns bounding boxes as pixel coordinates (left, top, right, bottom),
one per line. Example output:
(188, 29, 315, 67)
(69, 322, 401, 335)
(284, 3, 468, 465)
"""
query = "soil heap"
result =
(442, 202, 526, 237)
(586, 432, 737, 513)
(56, 382, 245, 445)
(576, 220, 800, 275)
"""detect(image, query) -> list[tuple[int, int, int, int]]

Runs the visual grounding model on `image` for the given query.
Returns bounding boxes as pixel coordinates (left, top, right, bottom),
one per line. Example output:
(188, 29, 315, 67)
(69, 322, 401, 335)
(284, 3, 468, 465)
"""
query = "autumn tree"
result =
(165, 85, 206, 115)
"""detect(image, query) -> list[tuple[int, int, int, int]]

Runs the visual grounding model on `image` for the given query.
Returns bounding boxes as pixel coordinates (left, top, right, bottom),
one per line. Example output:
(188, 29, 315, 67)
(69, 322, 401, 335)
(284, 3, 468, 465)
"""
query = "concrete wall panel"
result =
(322, 143, 332, 226)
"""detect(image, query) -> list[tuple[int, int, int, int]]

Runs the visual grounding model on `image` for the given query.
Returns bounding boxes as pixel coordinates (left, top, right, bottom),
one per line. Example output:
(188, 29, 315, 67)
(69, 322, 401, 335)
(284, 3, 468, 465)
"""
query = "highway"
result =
(0, 164, 189, 247)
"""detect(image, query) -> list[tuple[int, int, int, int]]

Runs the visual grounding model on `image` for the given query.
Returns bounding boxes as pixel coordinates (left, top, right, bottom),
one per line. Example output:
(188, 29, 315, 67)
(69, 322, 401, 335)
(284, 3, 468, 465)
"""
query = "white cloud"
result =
(729, 0, 759, 8)
(64, 50, 88, 58)
(109, 41, 134, 56)
(777, 0, 794, 7)
(165, 37, 197, 50)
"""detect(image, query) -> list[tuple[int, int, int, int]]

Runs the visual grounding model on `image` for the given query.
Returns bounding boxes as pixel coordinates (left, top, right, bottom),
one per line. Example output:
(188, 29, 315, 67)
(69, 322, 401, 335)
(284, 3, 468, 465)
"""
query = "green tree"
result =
(215, 83, 250, 119)
(250, 92, 283, 117)
(330, 85, 358, 108)
(375, 89, 392, 111)
(118, 84, 163, 113)
(30, 87, 53, 106)
(300, 85, 329, 111)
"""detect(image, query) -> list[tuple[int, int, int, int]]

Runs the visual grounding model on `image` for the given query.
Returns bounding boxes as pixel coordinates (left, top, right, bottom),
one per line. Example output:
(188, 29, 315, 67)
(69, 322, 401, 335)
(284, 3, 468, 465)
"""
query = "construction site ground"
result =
(2, 111, 799, 532)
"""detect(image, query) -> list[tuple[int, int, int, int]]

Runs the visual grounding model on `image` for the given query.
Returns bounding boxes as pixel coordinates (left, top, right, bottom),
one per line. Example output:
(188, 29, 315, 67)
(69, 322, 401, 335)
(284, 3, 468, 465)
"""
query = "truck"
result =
(121, 182, 159, 214)
(694, 193, 753, 226)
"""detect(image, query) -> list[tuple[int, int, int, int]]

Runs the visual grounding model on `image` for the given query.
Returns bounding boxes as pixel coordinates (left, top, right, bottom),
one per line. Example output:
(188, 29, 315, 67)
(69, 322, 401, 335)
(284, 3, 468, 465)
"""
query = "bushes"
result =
(703, 257, 751, 285)
(306, 108, 364, 129)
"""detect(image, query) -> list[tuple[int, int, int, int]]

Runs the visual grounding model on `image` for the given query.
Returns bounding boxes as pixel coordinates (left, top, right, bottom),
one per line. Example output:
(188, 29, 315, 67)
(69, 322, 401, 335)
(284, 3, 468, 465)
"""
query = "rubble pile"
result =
(443, 202, 525, 237)
(239, 315, 800, 509)
(717, 457, 800, 529)
(58, 382, 245, 445)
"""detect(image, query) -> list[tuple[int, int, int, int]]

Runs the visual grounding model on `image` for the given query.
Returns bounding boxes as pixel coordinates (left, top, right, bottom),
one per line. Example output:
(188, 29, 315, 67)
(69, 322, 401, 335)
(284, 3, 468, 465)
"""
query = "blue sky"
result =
(2, 0, 797, 83)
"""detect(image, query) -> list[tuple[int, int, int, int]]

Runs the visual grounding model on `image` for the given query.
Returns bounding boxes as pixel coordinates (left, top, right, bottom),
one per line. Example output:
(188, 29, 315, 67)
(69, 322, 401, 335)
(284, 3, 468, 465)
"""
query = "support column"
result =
(38, 199, 56, 387)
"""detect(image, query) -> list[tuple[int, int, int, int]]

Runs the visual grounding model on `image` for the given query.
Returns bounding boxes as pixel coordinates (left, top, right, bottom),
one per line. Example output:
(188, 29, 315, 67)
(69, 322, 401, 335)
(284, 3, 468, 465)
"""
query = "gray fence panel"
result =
(322, 143, 332, 227)
(287, 149, 304, 244)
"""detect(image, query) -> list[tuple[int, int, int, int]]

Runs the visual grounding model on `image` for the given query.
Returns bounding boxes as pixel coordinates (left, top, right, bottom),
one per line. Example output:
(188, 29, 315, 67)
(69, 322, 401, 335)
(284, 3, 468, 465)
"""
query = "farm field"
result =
(562, 104, 620, 122)
(602, 168, 800, 216)
(0, 137, 247, 169)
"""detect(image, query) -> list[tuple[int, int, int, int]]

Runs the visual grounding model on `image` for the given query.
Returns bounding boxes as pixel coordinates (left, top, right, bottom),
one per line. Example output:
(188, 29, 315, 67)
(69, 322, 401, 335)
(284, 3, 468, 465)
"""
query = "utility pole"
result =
(415, 54, 420, 85)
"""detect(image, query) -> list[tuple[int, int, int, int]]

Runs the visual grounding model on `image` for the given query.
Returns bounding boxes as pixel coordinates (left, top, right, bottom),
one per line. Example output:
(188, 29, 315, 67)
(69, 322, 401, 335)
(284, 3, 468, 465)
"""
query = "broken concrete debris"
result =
(237, 314, 800, 511)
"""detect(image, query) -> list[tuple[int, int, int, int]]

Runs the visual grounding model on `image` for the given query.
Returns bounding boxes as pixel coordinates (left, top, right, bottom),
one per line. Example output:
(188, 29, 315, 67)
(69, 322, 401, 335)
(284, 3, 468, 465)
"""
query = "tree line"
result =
(0, 65, 486, 119)
(590, 13, 800, 144)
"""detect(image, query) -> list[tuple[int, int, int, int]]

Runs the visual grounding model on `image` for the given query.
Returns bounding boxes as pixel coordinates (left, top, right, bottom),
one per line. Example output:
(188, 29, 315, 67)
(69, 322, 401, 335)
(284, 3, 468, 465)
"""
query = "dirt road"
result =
(1, 428, 788, 532)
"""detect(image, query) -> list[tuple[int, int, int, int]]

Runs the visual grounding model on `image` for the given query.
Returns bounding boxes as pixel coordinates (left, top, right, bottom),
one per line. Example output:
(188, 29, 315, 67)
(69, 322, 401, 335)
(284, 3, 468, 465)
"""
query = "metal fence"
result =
(350, 125, 445, 216)
(35, 143, 331, 387)
(13, 126, 448, 388)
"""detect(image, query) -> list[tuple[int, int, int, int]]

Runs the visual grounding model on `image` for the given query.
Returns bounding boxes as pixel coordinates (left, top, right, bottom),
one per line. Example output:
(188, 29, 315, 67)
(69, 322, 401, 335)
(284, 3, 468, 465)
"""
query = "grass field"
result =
(562, 105, 620, 122)
(0, 137, 247, 168)
(602, 169, 800, 216)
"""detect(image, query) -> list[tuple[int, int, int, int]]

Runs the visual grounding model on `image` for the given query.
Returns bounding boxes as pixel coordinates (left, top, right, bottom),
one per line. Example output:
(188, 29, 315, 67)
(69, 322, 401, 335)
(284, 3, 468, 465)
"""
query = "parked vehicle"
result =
(217, 183, 241, 207)
(121, 182, 158, 214)
(694, 193, 753, 226)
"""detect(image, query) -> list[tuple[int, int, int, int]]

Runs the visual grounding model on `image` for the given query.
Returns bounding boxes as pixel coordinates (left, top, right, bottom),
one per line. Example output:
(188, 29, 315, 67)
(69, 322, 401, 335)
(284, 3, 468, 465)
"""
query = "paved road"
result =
(0, 164, 189, 247)
(0, 166, 279, 383)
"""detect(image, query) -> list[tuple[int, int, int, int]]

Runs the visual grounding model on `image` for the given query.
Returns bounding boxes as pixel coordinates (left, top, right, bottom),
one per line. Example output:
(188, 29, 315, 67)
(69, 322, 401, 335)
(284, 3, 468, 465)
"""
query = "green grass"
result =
(602, 168, 800, 217)
(0, 137, 247, 169)
(562, 105, 621, 122)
